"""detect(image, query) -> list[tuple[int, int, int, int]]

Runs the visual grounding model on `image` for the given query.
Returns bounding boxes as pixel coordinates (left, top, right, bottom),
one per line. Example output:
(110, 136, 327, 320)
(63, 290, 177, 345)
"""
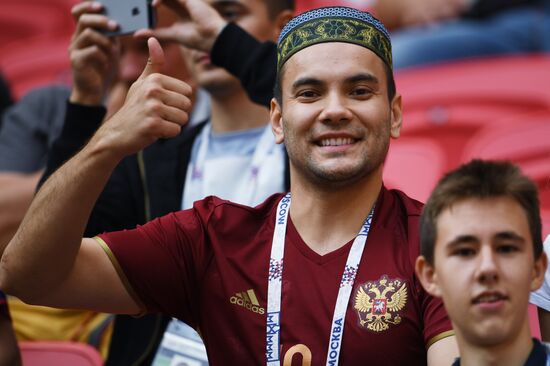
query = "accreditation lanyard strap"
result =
(266, 193, 375, 366)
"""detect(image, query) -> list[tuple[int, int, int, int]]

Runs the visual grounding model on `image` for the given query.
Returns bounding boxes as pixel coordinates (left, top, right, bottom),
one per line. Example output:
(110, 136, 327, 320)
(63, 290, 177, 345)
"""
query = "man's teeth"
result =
(475, 294, 503, 303)
(320, 137, 354, 146)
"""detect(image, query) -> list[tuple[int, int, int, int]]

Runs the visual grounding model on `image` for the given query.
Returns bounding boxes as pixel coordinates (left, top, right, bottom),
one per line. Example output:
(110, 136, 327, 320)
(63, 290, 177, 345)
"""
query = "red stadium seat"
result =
(19, 341, 103, 366)
(0, 3, 74, 45)
(461, 113, 550, 213)
(395, 55, 550, 170)
(397, 55, 550, 124)
(0, 36, 72, 99)
(384, 137, 446, 203)
(0, 0, 76, 98)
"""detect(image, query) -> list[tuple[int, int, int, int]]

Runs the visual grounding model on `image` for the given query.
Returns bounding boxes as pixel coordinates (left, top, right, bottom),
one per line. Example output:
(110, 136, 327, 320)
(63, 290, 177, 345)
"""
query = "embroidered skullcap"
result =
(277, 6, 392, 71)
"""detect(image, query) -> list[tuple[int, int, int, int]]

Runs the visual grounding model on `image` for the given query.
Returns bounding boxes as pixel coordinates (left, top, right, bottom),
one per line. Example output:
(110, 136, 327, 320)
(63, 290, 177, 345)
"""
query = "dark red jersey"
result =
(98, 187, 452, 365)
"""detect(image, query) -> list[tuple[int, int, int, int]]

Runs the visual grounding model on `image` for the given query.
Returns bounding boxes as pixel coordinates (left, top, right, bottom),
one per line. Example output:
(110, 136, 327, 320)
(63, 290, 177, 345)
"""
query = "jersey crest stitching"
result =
(353, 275, 408, 332)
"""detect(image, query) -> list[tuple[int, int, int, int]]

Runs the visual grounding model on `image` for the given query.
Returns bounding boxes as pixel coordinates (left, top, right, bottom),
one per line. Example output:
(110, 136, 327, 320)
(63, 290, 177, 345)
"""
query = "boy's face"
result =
(416, 197, 546, 347)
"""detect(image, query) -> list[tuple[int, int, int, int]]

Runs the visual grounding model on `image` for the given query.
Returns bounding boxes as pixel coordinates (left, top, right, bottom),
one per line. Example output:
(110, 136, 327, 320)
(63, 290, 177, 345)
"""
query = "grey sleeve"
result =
(0, 85, 70, 173)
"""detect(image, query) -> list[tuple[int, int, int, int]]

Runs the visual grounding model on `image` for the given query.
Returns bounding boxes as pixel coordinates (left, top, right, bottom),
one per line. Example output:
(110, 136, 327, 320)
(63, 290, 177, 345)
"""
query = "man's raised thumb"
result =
(140, 37, 165, 78)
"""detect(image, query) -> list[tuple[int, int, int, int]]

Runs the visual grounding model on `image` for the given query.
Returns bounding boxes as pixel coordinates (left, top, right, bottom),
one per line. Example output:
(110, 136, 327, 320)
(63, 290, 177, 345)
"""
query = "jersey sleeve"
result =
(96, 199, 215, 327)
(530, 235, 550, 311)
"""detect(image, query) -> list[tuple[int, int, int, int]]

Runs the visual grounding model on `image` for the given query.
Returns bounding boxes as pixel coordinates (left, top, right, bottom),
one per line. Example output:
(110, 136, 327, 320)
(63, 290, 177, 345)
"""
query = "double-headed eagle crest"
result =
(353, 275, 408, 332)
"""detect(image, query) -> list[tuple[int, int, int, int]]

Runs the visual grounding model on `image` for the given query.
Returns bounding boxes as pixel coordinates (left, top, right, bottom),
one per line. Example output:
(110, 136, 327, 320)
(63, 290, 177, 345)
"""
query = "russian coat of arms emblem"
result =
(353, 275, 408, 332)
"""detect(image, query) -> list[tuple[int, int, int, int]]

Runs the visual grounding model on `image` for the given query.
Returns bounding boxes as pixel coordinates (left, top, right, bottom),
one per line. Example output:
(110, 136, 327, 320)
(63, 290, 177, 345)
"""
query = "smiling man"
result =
(416, 159, 549, 365)
(0, 7, 457, 365)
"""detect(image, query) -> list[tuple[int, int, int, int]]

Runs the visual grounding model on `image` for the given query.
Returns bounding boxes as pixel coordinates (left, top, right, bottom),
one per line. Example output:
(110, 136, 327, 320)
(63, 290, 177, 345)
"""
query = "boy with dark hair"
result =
(416, 159, 549, 365)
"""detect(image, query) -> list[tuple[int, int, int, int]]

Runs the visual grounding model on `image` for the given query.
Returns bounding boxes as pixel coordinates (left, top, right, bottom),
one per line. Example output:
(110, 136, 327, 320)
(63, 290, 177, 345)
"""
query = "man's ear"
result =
(531, 251, 548, 291)
(273, 10, 294, 38)
(270, 98, 284, 144)
(390, 93, 403, 139)
(415, 256, 442, 298)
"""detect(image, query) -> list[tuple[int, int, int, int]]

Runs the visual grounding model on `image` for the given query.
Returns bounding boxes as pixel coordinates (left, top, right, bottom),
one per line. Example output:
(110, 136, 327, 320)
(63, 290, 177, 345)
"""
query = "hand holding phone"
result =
(99, 0, 156, 36)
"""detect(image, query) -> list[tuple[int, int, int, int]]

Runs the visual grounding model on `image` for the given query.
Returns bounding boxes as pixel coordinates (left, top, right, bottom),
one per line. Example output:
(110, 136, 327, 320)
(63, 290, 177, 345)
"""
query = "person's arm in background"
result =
(0, 291, 21, 366)
(210, 24, 276, 108)
(139, 0, 276, 108)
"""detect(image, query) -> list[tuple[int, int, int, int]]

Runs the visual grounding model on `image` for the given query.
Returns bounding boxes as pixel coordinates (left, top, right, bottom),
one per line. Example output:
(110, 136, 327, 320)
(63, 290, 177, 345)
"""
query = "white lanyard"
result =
(183, 123, 277, 208)
(266, 193, 375, 366)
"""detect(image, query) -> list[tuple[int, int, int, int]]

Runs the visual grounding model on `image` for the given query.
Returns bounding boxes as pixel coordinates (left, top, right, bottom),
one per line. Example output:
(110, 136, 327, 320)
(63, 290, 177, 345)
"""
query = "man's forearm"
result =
(0, 140, 120, 302)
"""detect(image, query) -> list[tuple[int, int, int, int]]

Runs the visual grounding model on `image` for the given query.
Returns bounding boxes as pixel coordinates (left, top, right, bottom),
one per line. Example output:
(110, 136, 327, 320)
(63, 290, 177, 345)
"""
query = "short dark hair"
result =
(273, 58, 396, 107)
(420, 159, 543, 265)
(266, 0, 294, 19)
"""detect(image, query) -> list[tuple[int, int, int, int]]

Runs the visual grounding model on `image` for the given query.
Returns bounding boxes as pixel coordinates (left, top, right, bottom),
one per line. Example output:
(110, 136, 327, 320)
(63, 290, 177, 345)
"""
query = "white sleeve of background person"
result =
(530, 235, 550, 310)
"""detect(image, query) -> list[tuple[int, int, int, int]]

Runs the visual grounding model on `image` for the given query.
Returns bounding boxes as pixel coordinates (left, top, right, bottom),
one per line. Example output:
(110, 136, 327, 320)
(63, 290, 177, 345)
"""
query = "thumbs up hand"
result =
(91, 38, 192, 160)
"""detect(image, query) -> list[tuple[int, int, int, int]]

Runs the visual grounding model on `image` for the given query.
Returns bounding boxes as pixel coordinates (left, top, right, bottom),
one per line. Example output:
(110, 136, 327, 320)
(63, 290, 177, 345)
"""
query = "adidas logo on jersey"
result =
(230, 289, 265, 315)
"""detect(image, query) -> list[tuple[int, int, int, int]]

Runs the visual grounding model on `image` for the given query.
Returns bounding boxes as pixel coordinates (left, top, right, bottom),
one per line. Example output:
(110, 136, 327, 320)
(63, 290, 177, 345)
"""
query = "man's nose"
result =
(318, 91, 353, 124)
(476, 246, 499, 284)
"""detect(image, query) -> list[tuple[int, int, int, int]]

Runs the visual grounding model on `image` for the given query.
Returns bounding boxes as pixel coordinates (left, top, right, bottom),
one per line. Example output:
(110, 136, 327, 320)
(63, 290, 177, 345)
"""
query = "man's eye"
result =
(351, 88, 371, 96)
(453, 248, 476, 257)
(497, 244, 519, 254)
(219, 8, 241, 22)
(297, 90, 318, 98)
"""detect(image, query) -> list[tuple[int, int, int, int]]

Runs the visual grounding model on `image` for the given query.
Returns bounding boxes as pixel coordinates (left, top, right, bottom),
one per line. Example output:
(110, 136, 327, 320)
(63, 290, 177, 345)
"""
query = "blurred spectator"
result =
(373, 0, 550, 69)
(0, 290, 21, 366)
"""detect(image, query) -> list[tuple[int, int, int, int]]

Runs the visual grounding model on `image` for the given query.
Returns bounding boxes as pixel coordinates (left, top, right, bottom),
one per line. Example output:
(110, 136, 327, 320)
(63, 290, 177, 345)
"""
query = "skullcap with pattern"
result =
(277, 6, 392, 71)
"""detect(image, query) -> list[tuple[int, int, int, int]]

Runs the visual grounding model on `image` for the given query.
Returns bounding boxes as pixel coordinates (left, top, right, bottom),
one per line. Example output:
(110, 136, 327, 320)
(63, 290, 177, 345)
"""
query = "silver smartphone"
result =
(99, 0, 156, 36)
